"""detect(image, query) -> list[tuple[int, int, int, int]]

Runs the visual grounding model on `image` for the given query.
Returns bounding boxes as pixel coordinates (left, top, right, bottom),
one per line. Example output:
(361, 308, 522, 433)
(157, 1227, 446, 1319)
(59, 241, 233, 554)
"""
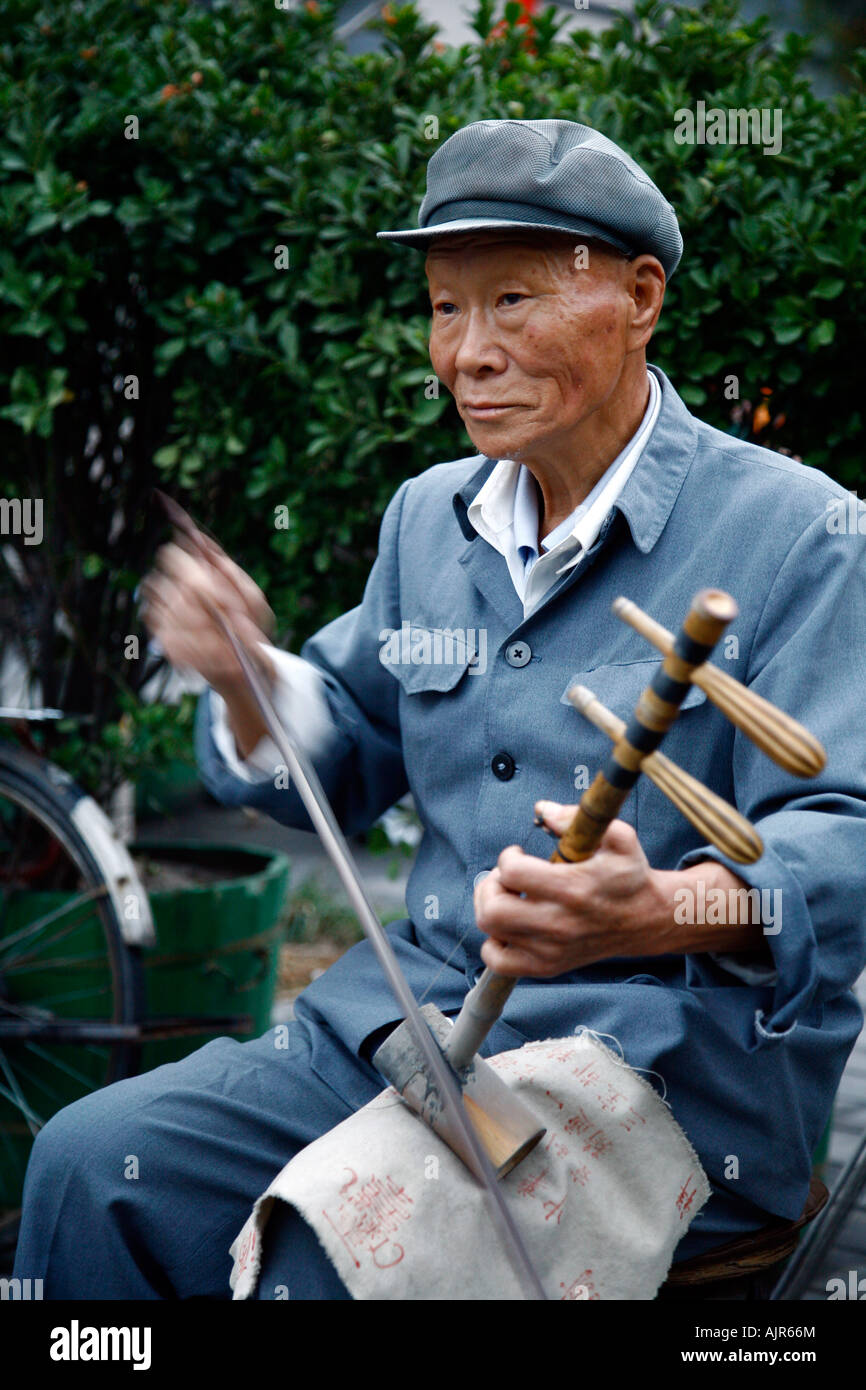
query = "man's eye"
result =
(434, 302, 458, 315)
(499, 293, 526, 306)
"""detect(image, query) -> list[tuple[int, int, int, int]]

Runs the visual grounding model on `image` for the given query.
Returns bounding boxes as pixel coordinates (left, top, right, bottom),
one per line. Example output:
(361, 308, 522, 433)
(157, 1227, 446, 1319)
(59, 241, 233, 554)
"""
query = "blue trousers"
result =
(12, 1014, 368, 1299)
(13, 1008, 772, 1299)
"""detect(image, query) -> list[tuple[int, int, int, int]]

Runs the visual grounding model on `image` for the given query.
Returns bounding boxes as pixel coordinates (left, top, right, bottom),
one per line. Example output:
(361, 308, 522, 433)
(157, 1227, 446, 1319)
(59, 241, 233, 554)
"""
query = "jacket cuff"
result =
(208, 644, 337, 784)
(677, 839, 816, 1045)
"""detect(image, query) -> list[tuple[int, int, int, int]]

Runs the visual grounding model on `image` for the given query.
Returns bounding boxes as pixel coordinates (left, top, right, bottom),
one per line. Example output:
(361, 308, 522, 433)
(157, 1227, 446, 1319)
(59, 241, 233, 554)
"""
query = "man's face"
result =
(425, 233, 656, 464)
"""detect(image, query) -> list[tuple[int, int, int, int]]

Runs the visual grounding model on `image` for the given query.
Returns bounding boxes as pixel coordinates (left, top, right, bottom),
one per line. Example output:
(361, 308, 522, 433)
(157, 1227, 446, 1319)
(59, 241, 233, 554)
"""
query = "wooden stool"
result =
(657, 1177, 829, 1300)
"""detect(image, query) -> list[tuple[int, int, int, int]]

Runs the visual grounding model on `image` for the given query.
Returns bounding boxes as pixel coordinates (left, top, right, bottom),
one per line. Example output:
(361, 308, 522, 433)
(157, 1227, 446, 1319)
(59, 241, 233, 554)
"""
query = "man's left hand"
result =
(473, 799, 765, 977)
(473, 802, 668, 978)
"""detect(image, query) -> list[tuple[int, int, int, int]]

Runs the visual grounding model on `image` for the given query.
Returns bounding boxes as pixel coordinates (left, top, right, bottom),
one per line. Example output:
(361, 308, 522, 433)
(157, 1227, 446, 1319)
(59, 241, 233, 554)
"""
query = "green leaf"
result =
(679, 385, 707, 407)
(412, 395, 448, 425)
(773, 323, 804, 345)
(813, 278, 844, 300)
(740, 327, 765, 348)
(205, 338, 230, 366)
(808, 319, 836, 350)
(277, 321, 299, 364)
(26, 211, 58, 235)
(777, 360, 802, 385)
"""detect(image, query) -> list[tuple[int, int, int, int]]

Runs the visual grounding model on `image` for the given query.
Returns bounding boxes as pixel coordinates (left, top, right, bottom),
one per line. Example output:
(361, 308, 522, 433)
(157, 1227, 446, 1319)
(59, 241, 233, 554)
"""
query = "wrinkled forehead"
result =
(422, 229, 633, 281)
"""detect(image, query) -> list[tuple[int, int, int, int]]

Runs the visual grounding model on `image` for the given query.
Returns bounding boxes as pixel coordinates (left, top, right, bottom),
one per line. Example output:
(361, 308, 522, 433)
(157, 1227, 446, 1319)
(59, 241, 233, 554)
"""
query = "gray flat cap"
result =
(377, 119, 682, 278)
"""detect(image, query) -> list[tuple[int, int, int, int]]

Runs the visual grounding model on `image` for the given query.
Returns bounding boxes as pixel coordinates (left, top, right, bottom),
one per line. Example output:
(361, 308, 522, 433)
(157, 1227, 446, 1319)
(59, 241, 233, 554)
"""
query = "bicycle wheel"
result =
(0, 743, 150, 1207)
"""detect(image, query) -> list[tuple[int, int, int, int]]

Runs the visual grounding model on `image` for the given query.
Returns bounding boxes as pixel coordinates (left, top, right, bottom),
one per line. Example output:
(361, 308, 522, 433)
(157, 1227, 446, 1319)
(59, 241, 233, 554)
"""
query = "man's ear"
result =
(625, 255, 666, 351)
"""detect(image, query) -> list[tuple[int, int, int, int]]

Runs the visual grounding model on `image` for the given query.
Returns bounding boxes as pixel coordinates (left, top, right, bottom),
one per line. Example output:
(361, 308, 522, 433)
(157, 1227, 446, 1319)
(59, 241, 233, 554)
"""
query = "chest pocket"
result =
(559, 657, 707, 724)
(560, 658, 710, 854)
(379, 625, 481, 695)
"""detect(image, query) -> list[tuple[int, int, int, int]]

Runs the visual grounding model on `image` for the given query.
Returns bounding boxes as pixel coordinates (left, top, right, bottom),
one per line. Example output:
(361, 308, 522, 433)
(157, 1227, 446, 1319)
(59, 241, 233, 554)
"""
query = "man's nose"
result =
(453, 309, 507, 374)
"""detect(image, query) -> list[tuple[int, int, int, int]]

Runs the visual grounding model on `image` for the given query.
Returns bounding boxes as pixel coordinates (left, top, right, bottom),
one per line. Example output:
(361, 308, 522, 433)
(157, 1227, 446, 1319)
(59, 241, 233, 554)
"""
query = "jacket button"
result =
(491, 751, 516, 781)
(505, 641, 531, 668)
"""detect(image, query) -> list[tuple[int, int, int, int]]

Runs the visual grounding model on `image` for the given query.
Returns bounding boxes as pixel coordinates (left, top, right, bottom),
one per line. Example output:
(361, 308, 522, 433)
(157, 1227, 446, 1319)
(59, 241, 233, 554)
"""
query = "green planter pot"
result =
(133, 840, 290, 1073)
(0, 841, 289, 1210)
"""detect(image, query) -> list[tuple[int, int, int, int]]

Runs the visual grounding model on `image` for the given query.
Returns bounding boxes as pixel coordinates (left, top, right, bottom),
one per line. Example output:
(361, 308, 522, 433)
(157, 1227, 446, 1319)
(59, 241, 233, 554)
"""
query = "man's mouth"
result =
(462, 402, 522, 417)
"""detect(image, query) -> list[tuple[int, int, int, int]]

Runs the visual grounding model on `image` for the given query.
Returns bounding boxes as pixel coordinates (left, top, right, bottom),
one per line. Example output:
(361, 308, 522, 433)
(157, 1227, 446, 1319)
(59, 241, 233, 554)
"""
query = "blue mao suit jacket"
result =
(196, 363, 866, 1239)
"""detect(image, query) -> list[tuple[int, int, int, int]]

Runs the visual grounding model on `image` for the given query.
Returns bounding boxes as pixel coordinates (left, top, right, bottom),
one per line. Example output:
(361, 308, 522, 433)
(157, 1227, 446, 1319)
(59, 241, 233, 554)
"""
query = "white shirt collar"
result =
(467, 370, 661, 612)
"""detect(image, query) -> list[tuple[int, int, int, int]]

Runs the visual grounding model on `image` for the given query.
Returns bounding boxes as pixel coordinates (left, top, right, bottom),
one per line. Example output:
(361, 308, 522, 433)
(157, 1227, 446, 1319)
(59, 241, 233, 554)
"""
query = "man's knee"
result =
(24, 1081, 143, 1205)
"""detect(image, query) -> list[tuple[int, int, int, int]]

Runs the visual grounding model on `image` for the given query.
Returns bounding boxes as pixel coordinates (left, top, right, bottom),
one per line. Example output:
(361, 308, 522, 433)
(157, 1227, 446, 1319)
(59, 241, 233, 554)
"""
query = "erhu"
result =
(444, 588, 826, 1067)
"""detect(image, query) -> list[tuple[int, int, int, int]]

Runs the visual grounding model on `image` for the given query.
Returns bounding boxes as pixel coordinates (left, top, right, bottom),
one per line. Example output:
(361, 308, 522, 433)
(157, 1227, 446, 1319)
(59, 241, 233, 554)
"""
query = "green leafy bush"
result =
(1, 0, 863, 797)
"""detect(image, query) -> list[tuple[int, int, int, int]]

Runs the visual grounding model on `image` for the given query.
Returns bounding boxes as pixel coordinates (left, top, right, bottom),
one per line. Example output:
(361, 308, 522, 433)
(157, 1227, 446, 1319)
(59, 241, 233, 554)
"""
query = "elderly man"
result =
(14, 120, 866, 1300)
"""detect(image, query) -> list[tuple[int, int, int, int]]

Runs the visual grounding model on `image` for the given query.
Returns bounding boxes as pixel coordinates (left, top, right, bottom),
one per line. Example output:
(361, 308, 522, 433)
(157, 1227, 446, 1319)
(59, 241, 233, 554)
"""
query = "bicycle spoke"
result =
(3, 952, 116, 981)
(0, 886, 108, 958)
(0, 751, 146, 1207)
(0, 1125, 29, 1191)
(0, 1050, 44, 1135)
(14, 1042, 112, 1103)
(3, 981, 115, 1010)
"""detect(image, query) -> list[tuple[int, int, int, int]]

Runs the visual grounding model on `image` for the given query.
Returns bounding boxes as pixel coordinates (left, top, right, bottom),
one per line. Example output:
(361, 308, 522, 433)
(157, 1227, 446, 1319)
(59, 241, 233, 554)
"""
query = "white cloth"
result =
(467, 369, 661, 618)
(209, 644, 335, 784)
(229, 1030, 710, 1301)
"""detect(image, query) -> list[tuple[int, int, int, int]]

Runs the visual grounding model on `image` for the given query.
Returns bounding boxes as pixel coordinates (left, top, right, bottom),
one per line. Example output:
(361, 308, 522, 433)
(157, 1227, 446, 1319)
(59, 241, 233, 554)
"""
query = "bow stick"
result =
(446, 588, 826, 1067)
(151, 490, 547, 1301)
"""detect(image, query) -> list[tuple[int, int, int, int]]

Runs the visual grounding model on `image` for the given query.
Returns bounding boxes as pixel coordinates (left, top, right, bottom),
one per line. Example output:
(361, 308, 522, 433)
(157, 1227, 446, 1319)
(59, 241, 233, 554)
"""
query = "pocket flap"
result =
(560, 658, 707, 719)
(379, 624, 480, 694)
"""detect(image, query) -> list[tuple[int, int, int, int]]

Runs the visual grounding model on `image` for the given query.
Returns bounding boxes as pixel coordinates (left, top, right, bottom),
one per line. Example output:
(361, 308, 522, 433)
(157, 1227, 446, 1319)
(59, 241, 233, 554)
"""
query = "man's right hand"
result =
(141, 533, 277, 757)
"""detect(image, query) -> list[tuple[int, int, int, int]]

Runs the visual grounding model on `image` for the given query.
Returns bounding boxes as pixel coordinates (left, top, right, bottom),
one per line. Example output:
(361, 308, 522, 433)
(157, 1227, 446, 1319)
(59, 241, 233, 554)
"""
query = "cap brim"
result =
(377, 216, 633, 254)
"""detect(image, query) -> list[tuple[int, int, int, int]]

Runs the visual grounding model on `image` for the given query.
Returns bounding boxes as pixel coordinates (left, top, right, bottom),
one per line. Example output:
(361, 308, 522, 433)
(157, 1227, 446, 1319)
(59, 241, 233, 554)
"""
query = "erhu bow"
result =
(151, 490, 547, 1301)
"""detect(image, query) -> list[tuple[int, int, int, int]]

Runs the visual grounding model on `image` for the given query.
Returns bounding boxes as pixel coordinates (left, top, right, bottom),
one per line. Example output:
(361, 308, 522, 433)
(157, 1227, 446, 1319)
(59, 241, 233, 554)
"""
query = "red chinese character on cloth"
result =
(545, 1043, 576, 1064)
(582, 1128, 612, 1160)
(542, 1196, 566, 1225)
(598, 1083, 625, 1113)
(572, 1061, 602, 1088)
(516, 1167, 549, 1198)
(235, 1224, 256, 1275)
(544, 1089, 564, 1111)
(676, 1174, 699, 1220)
(543, 1131, 569, 1159)
(321, 1170, 414, 1269)
(617, 1105, 647, 1133)
(564, 1108, 592, 1135)
(567, 1163, 591, 1187)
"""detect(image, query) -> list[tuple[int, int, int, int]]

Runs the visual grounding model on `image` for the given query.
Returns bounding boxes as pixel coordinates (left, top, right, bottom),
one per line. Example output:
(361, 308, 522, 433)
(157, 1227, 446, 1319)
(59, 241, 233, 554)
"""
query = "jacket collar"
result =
(451, 364, 699, 557)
